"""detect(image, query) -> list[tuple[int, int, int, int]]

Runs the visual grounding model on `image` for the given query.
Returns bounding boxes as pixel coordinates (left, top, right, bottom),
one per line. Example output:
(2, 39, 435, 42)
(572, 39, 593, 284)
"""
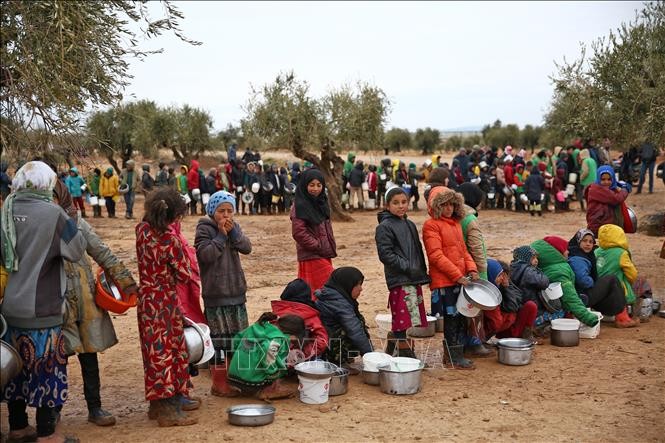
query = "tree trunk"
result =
(291, 139, 353, 222)
(107, 154, 121, 175)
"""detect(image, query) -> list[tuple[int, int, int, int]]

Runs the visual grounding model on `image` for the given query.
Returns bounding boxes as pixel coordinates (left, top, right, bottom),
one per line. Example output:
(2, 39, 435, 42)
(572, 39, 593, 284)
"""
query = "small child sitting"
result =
(510, 246, 557, 329)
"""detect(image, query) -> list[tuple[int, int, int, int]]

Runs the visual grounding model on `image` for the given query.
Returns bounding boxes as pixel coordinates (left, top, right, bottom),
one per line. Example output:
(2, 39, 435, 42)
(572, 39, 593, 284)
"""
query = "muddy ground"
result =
(1, 154, 664, 442)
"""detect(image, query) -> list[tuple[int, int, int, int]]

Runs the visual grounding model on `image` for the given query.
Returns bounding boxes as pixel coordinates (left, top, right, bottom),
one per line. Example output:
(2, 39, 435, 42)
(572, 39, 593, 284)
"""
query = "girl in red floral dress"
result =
(135, 188, 198, 427)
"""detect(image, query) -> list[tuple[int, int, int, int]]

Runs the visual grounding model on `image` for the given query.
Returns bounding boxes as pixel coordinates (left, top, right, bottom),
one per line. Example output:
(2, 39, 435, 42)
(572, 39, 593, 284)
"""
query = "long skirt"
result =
(389, 285, 426, 332)
(137, 292, 190, 401)
(205, 304, 249, 355)
(298, 258, 334, 299)
(2, 326, 68, 408)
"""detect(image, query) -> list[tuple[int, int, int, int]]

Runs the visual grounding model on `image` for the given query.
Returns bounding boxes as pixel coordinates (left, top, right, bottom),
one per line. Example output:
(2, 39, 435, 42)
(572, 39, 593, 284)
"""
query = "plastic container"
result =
(362, 352, 392, 373)
(89, 196, 99, 206)
(551, 318, 580, 347)
(202, 193, 210, 205)
(565, 184, 576, 196)
(579, 310, 603, 339)
(298, 375, 331, 404)
(543, 282, 563, 300)
(456, 292, 481, 318)
(374, 314, 392, 339)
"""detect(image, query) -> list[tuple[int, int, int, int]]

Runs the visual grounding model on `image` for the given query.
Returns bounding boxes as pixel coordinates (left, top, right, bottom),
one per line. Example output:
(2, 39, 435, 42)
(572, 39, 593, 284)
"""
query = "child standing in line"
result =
(195, 190, 252, 397)
(135, 187, 197, 427)
(367, 165, 378, 207)
(422, 187, 479, 369)
(595, 224, 641, 326)
(290, 169, 337, 299)
(375, 187, 430, 358)
(65, 166, 87, 218)
(524, 166, 545, 216)
(176, 165, 188, 196)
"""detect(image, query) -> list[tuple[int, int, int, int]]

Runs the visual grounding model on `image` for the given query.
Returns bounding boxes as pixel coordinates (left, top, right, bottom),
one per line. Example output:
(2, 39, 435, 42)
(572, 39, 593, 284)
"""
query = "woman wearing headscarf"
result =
(584, 165, 630, 236)
(315, 267, 373, 366)
(1, 161, 86, 443)
(567, 228, 635, 328)
(290, 168, 337, 299)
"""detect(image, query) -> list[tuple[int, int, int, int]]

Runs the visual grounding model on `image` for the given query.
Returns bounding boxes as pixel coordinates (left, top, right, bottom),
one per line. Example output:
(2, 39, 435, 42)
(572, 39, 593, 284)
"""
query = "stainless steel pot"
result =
(1, 340, 23, 389)
(294, 361, 336, 380)
(184, 327, 204, 364)
(497, 339, 534, 366)
(329, 367, 349, 396)
(407, 317, 436, 338)
(0, 314, 6, 338)
(362, 370, 380, 386)
(227, 404, 275, 426)
(550, 328, 579, 347)
(376, 363, 424, 395)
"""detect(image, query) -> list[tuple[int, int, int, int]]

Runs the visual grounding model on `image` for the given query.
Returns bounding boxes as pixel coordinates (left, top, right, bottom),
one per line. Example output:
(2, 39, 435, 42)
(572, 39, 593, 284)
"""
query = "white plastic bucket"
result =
(579, 310, 603, 339)
(520, 194, 529, 204)
(568, 173, 578, 184)
(181, 193, 191, 204)
(565, 184, 576, 196)
(456, 292, 480, 317)
(89, 196, 99, 206)
(361, 182, 369, 191)
(298, 375, 331, 404)
(362, 352, 392, 372)
(551, 318, 580, 331)
(502, 186, 512, 196)
(201, 193, 210, 205)
(544, 282, 563, 300)
(374, 314, 392, 338)
(98, 197, 106, 206)
(366, 199, 376, 210)
(80, 184, 87, 192)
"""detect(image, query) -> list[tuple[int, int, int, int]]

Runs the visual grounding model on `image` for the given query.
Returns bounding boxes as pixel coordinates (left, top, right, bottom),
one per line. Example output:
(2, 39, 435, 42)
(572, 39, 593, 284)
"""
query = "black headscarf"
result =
(280, 278, 316, 309)
(567, 228, 597, 281)
(294, 168, 330, 225)
(457, 182, 484, 209)
(324, 267, 364, 309)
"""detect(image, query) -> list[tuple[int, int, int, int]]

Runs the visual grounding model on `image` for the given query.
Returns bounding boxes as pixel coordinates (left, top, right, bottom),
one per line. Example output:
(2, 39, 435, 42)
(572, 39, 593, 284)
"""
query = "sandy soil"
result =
(2, 156, 664, 443)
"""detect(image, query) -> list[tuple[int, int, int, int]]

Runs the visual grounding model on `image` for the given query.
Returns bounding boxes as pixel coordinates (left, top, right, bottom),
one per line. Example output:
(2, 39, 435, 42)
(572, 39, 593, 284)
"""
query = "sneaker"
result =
(87, 407, 116, 426)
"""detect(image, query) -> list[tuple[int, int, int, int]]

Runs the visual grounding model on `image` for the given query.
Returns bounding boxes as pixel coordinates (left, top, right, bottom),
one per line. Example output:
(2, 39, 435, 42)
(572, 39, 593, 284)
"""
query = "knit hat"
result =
(487, 258, 504, 284)
(206, 190, 236, 216)
(513, 245, 537, 263)
(106, 167, 114, 175)
(409, 162, 416, 169)
(457, 182, 484, 209)
(385, 186, 407, 205)
(544, 235, 568, 255)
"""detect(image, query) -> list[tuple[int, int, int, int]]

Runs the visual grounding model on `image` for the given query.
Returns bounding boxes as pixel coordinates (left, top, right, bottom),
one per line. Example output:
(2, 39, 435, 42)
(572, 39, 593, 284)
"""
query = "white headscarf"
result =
(11, 160, 57, 191)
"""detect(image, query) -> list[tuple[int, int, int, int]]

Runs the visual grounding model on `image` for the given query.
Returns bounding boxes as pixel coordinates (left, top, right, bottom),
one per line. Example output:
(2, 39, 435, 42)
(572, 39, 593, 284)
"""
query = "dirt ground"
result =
(2, 154, 664, 442)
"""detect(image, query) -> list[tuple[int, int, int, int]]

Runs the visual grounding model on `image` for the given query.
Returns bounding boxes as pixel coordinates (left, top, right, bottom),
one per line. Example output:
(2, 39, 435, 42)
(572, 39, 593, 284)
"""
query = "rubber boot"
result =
(384, 332, 397, 356)
(81, 208, 87, 218)
(615, 307, 639, 328)
(443, 344, 475, 370)
(464, 342, 493, 358)
(396, 338, 417, 359)
(210, 364, 241, 397)
(256, 379, 296, 400)
(465, 316, 492, 358)
(147, 400, 161, 420)
(156, 398, 197, 427)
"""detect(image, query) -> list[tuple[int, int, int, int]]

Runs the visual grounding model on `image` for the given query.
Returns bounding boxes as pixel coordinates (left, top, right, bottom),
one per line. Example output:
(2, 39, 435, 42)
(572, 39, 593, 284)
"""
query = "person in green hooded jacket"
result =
(88, 168, 102, 217)
(227, 312, 305, 400)
(530, 236, 599, 327)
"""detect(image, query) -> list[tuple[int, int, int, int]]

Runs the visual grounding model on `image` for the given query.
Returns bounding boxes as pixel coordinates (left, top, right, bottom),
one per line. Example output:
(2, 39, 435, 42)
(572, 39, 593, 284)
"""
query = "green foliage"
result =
(214, 124, 245, 151)
(414, 127, 441, 154)
(1, 0, 199, 158)
(545, 2, 665, 149)
(384, 127, 412, 152)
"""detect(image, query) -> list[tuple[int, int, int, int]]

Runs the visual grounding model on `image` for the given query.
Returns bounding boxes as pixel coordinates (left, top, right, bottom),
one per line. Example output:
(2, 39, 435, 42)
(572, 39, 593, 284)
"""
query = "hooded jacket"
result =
(595, 224, 637, 304)
(187, 159, 201, 190)
(177, 166, 189, 193)
(584, 171, 628, 235)
(120, 161, 141, 192)
(524, 169, 545, 201)
(343, 152, 356, 178)
(348, 163, 365, 188)
(65, 168, 86, 198)
(100, 171, 119, 199)
(510, 260, 550, 305)
(422, 187, 477, 289)
(579, 149, 598, 187)
(375, 210, 430, 290)
(290, 204, 337, 261)
(194, 217, 252, 307)
(530, 240, 598, 326)
(271, 300, 328, 360)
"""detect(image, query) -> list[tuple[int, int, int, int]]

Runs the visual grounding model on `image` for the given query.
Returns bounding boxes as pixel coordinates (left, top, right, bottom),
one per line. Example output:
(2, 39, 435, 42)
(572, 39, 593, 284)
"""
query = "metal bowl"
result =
(294, 361, 336, 380)
(329, 367, 349, 396)
(376, 361, 424, 395)
(227, 404, 276, 427)
(1, 340, 23, 390)
(626, 207, 638, 233)
(463, 280, 502, 310)
(362, 370, 380, 386)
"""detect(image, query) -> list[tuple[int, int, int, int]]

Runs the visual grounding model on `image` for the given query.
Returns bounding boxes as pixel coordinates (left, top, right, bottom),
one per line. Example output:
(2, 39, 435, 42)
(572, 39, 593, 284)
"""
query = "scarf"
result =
(324, 267, 366, 327)
(595, 165, 617, 190)
(294, 169, 330, 225)
(567, 228, 597, 281)
(280, 278, 316, 309)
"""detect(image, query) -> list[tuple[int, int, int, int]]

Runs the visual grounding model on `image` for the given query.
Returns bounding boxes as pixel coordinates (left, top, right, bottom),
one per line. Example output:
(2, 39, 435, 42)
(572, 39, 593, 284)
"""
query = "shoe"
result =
(256, 379, 296, 400)
(443, 344, 475, 370)
(178, 395, 200, 412)
(464, 343, 493, 358)
(210, 364, 241, 397)
(615, 307, 639, 328)
(87, 407, 116, 426)
(156, 398, 198, 427)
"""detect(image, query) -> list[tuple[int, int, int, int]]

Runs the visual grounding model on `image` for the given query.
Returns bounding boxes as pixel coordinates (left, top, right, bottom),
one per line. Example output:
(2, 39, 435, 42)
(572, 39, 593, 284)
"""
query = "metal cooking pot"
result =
(295, 361, 336, 380)
(329, 367, 349, 396)
(626, 207, 638, 233)
(362, 370, 380, 386)
(407, 316, 436, 338)
(497, 338, 534, 366)
(227, 404, 275, 426)
(550, 329, 579, 347)
(376, 362, 424, 395)
(1, 340, 23, 389)
(463, 280, 502, 310)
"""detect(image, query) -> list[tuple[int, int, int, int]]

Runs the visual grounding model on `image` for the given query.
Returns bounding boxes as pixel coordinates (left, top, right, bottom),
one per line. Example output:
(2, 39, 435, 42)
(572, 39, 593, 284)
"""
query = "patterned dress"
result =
(135, 222, 192, 401)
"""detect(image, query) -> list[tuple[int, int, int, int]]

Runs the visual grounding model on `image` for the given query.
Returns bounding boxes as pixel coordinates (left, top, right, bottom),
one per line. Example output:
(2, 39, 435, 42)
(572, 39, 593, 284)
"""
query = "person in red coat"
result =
(270, 279, 328, 362)
(584, 165, 629, 235)
(187, 159, 202, 215)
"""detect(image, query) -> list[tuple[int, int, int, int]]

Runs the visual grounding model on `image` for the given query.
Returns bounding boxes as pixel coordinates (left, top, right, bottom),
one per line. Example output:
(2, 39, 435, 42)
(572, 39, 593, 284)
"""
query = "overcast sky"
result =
(123, 1, 640, 132)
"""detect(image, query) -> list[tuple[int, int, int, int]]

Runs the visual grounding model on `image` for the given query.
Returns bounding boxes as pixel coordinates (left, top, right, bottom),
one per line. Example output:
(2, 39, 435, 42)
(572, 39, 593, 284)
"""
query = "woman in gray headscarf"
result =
(1, 161, 86, 442)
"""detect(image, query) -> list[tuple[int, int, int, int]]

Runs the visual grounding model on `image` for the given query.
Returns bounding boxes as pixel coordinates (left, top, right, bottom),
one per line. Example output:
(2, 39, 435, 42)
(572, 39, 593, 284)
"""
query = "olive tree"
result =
(242, 72, 390, 221)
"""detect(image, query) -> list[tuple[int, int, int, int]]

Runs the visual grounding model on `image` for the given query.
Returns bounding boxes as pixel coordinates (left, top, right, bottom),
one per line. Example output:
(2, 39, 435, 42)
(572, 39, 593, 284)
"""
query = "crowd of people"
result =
(0, 139, 662, 441)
